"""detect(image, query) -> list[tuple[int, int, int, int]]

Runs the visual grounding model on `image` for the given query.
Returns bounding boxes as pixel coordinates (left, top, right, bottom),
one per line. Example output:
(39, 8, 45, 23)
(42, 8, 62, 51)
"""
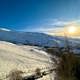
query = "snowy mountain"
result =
(0, 29, 80, 79)
(0, 28, 80, 48)
(0, 28, 61, 47)
(0, 29, 57, 80)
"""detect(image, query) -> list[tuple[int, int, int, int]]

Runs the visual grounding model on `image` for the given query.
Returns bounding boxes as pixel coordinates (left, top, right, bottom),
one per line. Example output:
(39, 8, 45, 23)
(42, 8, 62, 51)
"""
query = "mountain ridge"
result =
(0, 29, 58, 47)
(0, 29, 80, 48)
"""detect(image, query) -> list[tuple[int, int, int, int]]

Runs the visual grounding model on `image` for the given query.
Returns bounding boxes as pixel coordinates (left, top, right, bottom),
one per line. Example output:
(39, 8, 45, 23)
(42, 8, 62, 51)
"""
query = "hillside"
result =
(0, 29, 80, 48)
(0, 29, 58, 47)
(0, 41, 55, 80)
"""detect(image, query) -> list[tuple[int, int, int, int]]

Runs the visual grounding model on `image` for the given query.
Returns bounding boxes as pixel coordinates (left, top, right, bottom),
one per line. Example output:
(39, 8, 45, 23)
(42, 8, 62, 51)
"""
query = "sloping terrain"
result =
(0, 28, 80, 80)
(0, 29, 58, 47)
(0, 41, 55, 80)
(0, 29, 80, 48)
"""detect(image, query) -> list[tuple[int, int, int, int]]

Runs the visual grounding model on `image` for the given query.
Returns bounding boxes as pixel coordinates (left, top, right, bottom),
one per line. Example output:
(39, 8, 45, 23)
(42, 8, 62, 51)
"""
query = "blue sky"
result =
(0, 0, 80, 32)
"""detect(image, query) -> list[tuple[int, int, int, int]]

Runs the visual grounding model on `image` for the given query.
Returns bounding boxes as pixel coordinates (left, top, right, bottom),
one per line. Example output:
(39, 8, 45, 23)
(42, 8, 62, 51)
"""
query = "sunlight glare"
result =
(67, 26, 77, 34)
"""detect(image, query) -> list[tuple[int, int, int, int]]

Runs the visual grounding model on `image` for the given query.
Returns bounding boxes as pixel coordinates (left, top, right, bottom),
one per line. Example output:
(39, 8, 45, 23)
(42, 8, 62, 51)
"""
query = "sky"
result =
(0, 0, 80, 34)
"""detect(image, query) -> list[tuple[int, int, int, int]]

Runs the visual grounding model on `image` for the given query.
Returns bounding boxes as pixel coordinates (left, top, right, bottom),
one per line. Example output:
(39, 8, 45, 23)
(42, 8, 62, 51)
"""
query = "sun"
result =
(67, 26, 77, 34)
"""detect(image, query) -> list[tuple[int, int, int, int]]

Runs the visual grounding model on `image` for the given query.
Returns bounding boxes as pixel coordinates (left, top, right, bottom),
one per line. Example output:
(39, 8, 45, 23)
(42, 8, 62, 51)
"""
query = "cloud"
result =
(21, 19, 80, 36)
(44, 19, 80, 36)
(42, 19, 80, 30)
(0, 28, 11, 31)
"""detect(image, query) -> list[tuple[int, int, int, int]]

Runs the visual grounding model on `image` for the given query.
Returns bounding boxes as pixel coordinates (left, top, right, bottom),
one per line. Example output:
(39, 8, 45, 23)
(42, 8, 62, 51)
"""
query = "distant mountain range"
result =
(0, 28, 80, 48)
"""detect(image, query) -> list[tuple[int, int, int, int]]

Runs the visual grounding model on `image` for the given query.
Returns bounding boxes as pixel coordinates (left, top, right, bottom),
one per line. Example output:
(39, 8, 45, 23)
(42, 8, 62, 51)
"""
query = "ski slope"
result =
(0, 41, 55, 80)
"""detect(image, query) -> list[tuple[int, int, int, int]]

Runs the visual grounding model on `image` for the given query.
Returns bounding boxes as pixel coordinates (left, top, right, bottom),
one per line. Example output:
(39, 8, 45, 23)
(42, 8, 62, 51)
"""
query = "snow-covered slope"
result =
(0, 41, 55, 80)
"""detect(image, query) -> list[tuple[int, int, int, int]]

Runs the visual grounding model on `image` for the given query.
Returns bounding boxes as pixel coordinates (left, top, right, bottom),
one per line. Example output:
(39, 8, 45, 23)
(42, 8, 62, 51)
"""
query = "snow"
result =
(0, 41, 55, 80)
